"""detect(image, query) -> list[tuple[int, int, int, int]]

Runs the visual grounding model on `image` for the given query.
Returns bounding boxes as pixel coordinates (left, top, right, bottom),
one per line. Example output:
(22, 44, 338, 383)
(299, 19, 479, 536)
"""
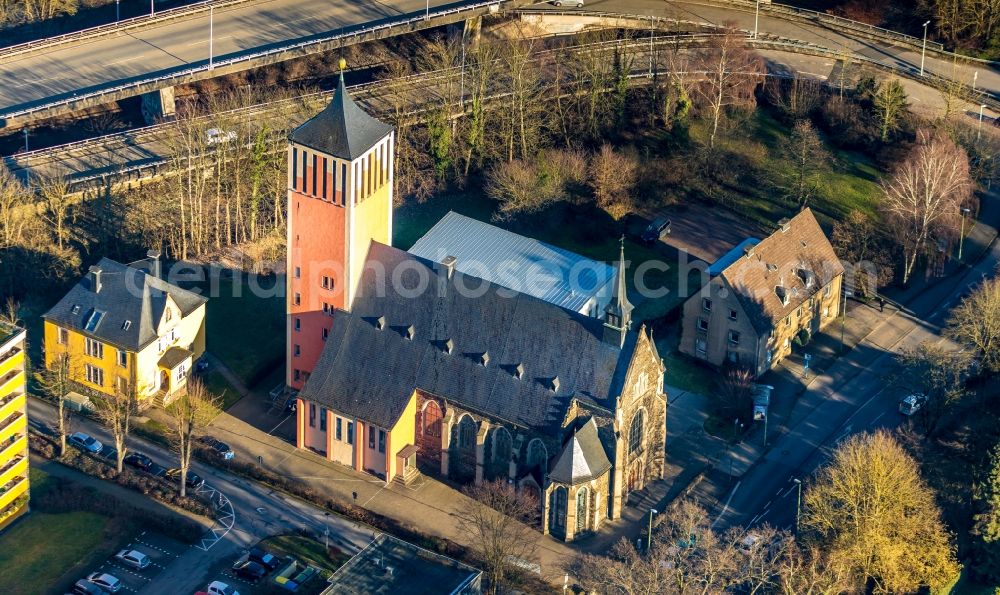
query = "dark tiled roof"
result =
(288, 73, 393, 160)
(43, 258, 207, 351)
(159, 346, 193, 369)
(720, 209, 845, 334)
(301, 243, 635, 430)
(548, 417, 612, 485)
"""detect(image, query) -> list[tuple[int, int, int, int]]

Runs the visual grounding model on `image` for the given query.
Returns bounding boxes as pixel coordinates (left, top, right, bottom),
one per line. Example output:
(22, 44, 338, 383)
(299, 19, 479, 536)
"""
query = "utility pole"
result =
(979, 104, 987, 140)
(646, 508, 658, 551)
(792, 478, 802, 534)
(959, 207, 971, 260)
(973, 70, 979, 93)
(116, 0, 120, 21)
(22, 129, 28, 152)
(425, 0, 429, 20)
(839, 284, 852, 353)
(920, 21, 930, 76)
(209, 6, 214, 70)
(151, 0, 154, 15)
(753, 0, 760, 39)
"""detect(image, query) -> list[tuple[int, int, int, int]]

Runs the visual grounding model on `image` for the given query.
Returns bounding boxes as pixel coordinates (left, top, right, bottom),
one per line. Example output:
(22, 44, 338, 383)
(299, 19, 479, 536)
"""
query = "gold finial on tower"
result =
(338, 58, 346, 72)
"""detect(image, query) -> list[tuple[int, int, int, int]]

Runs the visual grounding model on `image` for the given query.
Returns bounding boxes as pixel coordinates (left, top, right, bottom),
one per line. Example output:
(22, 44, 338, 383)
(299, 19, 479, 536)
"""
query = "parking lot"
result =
(78, 532, 187, 594)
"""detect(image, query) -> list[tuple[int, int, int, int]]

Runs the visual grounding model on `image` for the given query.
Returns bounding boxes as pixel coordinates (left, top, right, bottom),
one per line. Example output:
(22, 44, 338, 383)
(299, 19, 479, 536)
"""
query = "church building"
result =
(286, 71, 667, 542)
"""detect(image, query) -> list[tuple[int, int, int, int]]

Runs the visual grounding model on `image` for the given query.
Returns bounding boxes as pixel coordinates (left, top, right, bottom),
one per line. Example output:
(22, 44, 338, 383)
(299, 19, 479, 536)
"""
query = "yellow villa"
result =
(43, 253, 208, 408)
(0, 321, 28, 530)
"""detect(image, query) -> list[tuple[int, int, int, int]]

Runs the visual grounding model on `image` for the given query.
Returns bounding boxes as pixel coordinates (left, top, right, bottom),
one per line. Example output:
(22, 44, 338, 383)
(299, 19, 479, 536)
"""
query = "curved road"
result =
(1, 0, 999, 120)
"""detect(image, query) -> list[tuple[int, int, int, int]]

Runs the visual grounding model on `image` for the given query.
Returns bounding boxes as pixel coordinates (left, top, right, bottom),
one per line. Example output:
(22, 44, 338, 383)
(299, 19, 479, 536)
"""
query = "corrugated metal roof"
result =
(706, 237, 761, 276)
(407, 212, 616, 313)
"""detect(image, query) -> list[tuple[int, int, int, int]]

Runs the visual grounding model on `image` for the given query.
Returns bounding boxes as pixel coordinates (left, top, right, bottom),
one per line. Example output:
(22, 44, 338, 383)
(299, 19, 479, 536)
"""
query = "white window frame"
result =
(85, 364, 104, 387)
(85, 337, 103, 359)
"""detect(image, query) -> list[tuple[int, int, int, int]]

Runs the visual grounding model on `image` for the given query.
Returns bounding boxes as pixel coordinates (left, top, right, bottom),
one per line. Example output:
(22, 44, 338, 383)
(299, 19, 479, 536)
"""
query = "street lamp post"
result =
(839, 285, 853, 353)
(959, 207, 971, 260)
(425, 0, 430, 20)
(116, 0, 120, 22)
(979, 104, 987, 140)
(973, 70, 979, 93)
(209, 6, 214, 70)
(22, 129, 28, 152)
(920, 21, 930, 76)
(792, 478, 802, 534)
(647, 508, 658, 551)
(753, 0, 760, 39)
(151, 0, 154, 15)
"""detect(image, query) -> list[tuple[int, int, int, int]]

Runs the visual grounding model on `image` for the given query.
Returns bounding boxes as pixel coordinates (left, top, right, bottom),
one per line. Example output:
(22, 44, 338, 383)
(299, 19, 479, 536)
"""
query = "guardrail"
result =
(0, 0, 506, 122)
(0, 0, 257, 61)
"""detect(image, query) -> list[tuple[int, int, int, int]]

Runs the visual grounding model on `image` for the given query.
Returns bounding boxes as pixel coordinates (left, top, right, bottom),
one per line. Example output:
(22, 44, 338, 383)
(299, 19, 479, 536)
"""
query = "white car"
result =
(115, 549, 150, 569)
(207, 581, 241, 595)
(69, 432, 103, 454)
(552, 0, 583, 6)
(86, 572, 122, 592)
(206, 128, 237, 145)
(899, 393, 927, 416)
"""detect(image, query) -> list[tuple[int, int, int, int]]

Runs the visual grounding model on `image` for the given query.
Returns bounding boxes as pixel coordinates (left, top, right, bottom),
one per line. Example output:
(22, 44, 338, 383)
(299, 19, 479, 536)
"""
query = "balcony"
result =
(0, 347, 23, 381)
(0, 367, 24, 399)
(0, 456, 27, 487)
(0, 412, 25, 445)
(0, 392, 24, 422)
(0, 434, 26, 461)
(0, 476, 27, 512)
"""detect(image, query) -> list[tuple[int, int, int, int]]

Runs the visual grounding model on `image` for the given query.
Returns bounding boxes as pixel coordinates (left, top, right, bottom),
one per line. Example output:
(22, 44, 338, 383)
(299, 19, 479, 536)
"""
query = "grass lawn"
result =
(197, 276, 284, 387)
(685, 111, 883, 229)
(202, 368, 243, 409)
(948, 567, 993, 595)
(261, 534, 352, 577)
(660, 347, 716, 396)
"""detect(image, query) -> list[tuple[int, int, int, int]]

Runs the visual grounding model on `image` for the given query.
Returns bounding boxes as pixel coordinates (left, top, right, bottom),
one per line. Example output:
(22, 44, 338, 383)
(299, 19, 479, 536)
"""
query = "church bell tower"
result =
(286, 60, 394, 399)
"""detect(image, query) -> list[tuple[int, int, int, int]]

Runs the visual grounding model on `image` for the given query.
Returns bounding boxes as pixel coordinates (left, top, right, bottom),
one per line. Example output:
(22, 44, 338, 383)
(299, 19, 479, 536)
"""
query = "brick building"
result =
(287, 74, 667, 542)
(679, 208, 844, 376)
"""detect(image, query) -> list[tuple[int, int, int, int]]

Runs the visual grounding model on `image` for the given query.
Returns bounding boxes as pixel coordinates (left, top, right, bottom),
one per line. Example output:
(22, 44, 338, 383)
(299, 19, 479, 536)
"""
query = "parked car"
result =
(551, 0, 583, 6)
(70, 580, 105, 595)
(248, 547, 282, 571)
(196, 360, 210, 372)
(115, 549, 150, 570)
(86, 572, 122, 593)
(123, 452, 154, 471)
(207, 581, 241, 595)
(899, 393, 927, 416)
(640, 215, 671, 244)
(206, 128, 237, 145)
(166, 468, 205, 490)
(148, 462, 169, 478)
(69, 432, 103, 454)
(232, 560, 267, 582)
(199, 436, 235, 460)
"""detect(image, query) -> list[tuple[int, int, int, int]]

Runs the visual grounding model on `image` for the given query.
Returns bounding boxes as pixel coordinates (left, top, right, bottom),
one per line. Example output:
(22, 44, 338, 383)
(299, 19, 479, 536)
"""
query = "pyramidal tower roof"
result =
(289, 70, 393, 160)
(606, 238, 633, 326)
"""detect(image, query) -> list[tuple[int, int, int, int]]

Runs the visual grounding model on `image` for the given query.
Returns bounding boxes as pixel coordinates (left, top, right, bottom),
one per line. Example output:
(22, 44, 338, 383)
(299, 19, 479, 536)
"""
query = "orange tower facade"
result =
(286, 72, 394, 451)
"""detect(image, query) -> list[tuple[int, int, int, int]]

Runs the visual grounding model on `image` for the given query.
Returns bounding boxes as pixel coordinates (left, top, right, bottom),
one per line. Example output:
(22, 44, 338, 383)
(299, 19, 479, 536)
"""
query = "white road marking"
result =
(712, 481, 740, 528)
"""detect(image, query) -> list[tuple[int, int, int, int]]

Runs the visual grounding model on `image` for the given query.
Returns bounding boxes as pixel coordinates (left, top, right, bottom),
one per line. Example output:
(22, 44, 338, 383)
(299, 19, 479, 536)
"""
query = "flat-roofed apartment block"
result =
(0, 322, 29, 530)
(679, 208, 845, 376)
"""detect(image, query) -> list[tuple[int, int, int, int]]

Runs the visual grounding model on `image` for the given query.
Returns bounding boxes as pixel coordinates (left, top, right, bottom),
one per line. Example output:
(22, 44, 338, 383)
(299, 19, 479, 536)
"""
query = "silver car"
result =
(115, 549, 150, 570)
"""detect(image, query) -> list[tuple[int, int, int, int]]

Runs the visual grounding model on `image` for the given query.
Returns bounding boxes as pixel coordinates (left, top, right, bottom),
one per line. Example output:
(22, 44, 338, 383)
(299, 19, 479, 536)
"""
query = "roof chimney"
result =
(480, 351, 490, 367)
(146, 249, 161, 279)
(405, 325, 415, 340)
(88, 265, 103, 293)
(445, 338, 454, 354)
(376, 316, 386, 330)
(441, 255, 457, 280)
(550, 376, 561, 392)
(515, 363, 525, 379)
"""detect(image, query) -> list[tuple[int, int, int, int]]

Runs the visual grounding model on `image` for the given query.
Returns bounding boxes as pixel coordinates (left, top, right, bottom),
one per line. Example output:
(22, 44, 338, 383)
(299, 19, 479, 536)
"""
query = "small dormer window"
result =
(71, 305, 80, 315)
(775, 286, 789, 306)
(550, 377, 561, 392)
(444, 339, 454, 354)
(165, 308, 173, 323)
(376, 316, 386, 330)
(480, 352, 490, 367)
(515, 363, 525, 379)
(84, 310, 105, 333)
(797, 268, 814, 289)
(122, 320, 132, 331)
(405, 325, 415, 340)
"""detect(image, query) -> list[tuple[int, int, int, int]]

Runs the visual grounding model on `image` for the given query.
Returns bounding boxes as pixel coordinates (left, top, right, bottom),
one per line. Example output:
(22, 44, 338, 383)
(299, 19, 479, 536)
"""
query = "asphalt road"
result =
(713, 199, 1000, 533)
(0, 0, 451, 114)
(27, 397, 376, 595)
(2, 0, 1000, 119)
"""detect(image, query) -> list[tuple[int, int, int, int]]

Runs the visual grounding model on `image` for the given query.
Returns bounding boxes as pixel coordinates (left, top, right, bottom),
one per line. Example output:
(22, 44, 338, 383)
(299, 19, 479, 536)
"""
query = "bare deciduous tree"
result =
(802, 431, 961, 593)
(456, 479, 539, 595)
(693, 27, 764, 148)
(873, 78, 908, 142)
(36, 351, 75, 457)
(882, 131, 973, 284)
(486, 160, 547, 219)
(830, 210, 895, 297)
(168, 378, 220, 497)
(93, 381, 138, 474)
(37, 176, 74, 252)
(948, 273, 1000, 375)
(785, 120, 828, 208)
(589, 144, 637, 220)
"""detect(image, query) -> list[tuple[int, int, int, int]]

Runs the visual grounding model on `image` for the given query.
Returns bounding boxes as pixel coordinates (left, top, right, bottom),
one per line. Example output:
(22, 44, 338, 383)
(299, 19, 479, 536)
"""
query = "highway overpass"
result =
(1, 0, 999, 130)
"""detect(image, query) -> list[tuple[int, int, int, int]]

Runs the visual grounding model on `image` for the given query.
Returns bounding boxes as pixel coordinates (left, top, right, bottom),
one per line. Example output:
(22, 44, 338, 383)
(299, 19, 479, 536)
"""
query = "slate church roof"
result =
(548, 418, 613, 485)
(300, 243, 637, 431)
(288, 72, 393, 161)
(43, 257, 206, 351)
